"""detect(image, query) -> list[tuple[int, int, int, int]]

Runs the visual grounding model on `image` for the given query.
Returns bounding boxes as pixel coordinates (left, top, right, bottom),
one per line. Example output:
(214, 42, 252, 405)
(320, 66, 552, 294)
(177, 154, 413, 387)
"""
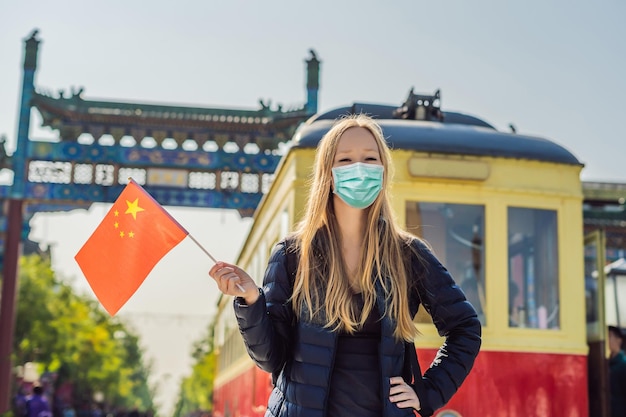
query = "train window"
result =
(508, 207, 559, 329)
(405, 202, 486, 326)
(584, 236, 602, 336)
(606, 260, 626, 328)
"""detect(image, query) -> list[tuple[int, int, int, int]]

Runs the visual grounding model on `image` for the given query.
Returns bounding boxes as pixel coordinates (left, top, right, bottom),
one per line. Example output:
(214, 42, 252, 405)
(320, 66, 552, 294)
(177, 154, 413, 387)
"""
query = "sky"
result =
(1, 0, 625, 414)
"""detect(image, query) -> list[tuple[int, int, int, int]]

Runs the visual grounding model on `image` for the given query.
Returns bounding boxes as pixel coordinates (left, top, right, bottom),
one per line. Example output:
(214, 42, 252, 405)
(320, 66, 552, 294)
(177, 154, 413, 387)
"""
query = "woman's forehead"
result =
(336, 127, 378, 151)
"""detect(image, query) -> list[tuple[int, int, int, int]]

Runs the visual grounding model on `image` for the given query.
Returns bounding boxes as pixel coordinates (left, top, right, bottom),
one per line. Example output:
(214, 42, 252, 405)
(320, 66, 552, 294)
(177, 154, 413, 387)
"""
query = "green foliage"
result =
(11, 254, 155, 412)
(171, 330, 216, 417)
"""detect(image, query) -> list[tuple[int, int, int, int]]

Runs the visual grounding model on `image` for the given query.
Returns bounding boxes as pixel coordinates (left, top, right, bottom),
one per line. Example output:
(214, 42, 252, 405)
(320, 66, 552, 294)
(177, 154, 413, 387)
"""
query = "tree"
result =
(9, 254, 155, 415)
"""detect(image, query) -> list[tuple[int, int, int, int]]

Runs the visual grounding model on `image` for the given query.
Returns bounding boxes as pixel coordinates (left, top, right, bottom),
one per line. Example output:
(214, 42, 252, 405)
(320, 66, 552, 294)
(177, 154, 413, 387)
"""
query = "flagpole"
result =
(187, 234, 245, 292)
(187, 234, 218, 263)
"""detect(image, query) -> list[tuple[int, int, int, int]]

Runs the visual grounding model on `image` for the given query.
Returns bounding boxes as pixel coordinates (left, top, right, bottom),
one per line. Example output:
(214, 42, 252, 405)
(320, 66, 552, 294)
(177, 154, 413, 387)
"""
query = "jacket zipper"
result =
(322, 331, 339, 417)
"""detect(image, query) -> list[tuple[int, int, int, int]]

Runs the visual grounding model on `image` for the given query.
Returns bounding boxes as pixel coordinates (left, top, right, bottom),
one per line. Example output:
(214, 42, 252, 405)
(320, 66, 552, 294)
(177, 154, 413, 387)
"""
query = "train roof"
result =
(292, 103, 582, 166)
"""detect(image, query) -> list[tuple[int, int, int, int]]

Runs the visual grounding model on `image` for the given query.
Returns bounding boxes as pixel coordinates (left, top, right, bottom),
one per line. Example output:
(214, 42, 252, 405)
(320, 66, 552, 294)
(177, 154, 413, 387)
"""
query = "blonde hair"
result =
(292, 114, 419, 341)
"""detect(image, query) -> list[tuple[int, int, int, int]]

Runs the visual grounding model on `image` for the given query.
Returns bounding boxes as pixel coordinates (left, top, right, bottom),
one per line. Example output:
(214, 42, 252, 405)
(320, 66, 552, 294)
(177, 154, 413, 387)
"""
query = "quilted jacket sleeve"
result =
(411, 239, 482, 416)
(233, 241, 295, 376)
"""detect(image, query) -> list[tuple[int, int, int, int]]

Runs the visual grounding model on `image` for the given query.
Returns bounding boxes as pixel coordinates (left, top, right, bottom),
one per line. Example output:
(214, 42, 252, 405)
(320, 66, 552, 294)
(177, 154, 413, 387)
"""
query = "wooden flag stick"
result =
(188, 234, 245, 292)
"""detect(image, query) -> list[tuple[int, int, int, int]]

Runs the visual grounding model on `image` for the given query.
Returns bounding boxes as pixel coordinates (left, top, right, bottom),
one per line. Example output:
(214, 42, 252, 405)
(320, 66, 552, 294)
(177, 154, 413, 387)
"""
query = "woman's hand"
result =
(209, 262, 260, 305)
(389, 376, 421, 411)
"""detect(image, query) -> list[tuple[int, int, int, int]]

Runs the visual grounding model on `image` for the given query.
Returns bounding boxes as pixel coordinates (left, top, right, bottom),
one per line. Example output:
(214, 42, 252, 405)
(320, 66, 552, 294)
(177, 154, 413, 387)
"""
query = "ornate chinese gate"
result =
(0, 30, 321, 410)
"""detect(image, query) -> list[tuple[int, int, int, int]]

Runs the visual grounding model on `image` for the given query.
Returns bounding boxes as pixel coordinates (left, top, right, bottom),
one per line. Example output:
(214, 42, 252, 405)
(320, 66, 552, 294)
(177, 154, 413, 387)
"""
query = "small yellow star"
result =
(114, 210, 119, 217)
(128, 231, 135, 238)
(114, 221, 119, 229)
(125, 198, 145, 220)
(119, 231, 125, 238)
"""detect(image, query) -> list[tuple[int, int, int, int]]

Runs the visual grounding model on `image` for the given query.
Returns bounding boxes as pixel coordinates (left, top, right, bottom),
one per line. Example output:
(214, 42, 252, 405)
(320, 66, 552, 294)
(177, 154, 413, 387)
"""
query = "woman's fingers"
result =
(208, 262, 259, 302)
(209, 262, 246, 294)
(389, 376, 421, 411)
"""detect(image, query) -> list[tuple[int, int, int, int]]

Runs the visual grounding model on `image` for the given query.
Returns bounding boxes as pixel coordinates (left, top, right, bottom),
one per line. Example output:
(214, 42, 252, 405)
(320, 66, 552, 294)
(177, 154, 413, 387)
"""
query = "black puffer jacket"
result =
(234, 238, 481, 417)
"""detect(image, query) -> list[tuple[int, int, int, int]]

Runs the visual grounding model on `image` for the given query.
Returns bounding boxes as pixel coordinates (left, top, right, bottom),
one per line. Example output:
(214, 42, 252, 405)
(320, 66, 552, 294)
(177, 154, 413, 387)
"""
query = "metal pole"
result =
(0, 199, 24, 412)
(0, 30, 39, 413)
(614, 274, 621, 328)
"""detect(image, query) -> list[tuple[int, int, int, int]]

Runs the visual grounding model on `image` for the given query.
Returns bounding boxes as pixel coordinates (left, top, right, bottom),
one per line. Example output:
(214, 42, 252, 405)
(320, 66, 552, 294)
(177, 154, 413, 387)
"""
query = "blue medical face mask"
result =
(331, 162, 384, 209)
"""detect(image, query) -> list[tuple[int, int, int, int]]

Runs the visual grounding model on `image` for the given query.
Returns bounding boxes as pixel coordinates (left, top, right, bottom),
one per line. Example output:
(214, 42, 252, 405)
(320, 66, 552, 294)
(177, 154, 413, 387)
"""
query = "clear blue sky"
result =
(3, 1, 625, 182)
(2, 0, 625, 414)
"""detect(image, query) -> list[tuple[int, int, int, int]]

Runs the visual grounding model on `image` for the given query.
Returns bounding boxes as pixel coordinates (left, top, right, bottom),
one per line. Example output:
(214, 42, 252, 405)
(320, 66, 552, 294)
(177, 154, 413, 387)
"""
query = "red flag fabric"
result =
(75, 179, 188, 315)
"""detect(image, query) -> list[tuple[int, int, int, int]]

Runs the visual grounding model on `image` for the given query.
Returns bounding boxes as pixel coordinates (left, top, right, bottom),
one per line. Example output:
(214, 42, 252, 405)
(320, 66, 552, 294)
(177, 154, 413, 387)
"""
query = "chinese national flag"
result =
(75, 179, 188, 315)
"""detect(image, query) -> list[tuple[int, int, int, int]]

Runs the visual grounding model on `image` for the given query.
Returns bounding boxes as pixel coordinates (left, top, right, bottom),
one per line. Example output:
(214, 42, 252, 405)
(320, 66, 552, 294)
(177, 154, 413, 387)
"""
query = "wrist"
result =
(243, 287, 262, 305)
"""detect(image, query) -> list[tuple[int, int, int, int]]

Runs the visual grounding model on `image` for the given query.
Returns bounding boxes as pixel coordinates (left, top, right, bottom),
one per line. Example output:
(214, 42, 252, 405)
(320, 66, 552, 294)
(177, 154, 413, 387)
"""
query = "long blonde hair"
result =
(292, 114, 419, 341)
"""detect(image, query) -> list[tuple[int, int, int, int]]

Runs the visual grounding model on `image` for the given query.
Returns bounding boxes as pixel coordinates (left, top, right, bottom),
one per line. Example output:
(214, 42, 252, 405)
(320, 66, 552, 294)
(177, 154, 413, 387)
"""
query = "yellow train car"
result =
(212, 92, 606, 417)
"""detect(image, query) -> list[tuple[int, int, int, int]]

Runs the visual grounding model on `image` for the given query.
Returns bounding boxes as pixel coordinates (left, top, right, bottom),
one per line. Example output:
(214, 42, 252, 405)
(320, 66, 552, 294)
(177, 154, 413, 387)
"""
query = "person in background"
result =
(13, 385, 28, 417)
(608, 325, 626, 417)
(25, 384, 52, 417)
(210, 114, 481, 417)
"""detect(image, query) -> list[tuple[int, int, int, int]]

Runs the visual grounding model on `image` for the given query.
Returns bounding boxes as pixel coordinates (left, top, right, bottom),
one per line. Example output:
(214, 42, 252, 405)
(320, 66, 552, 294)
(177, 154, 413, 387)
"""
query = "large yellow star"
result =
(125, 198, 145, 220)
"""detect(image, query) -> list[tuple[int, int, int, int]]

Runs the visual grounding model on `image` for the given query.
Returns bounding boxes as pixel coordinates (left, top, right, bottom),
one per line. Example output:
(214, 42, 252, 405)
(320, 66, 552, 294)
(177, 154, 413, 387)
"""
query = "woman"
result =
(210, 114, 481, 417)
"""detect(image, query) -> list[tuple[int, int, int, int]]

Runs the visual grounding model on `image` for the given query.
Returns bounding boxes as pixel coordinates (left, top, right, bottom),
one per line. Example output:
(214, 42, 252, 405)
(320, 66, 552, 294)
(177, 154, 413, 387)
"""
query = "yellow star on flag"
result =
(125, 198, 145, 220)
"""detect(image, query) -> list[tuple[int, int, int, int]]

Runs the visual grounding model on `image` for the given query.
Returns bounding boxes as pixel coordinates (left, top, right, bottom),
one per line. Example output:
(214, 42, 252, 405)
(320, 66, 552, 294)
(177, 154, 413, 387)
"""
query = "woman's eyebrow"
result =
(336, 148, 378, 154)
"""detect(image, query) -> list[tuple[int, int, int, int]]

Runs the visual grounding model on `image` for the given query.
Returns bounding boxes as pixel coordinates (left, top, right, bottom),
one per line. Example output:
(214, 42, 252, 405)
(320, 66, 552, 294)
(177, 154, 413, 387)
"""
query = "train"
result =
(210, 90, 626, 417)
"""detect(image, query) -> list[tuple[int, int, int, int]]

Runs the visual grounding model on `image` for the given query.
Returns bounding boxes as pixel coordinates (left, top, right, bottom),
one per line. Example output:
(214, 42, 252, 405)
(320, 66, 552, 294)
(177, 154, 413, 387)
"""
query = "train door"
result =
(585, 229, 610, 417)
